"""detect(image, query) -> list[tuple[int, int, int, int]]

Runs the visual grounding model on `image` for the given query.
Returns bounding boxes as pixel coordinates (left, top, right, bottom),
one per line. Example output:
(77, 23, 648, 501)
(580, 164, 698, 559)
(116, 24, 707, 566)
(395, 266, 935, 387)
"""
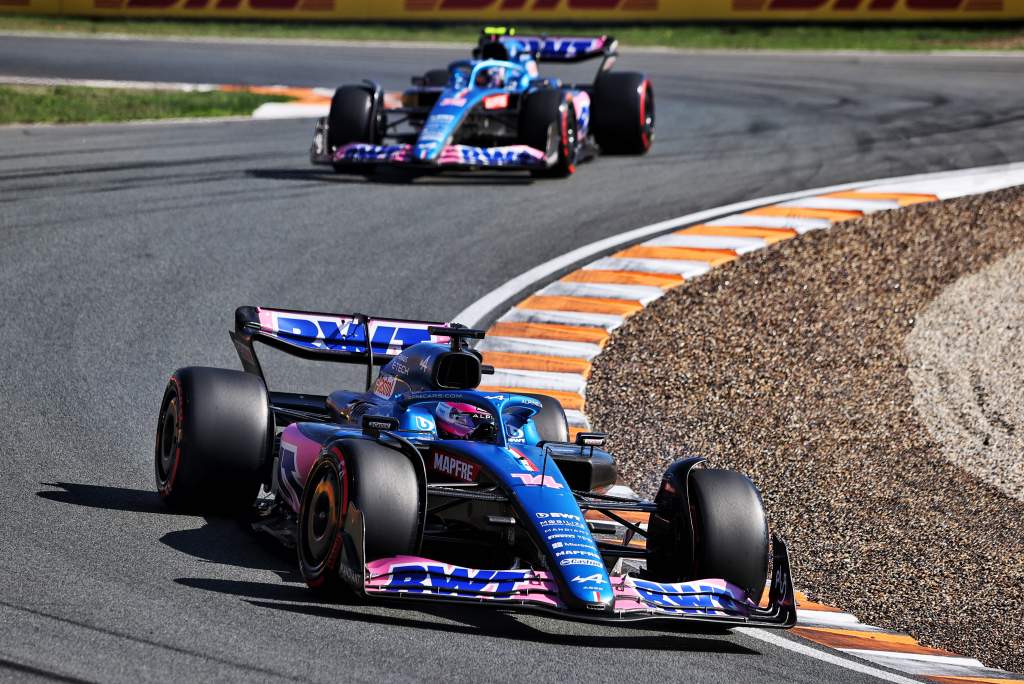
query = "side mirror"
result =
(362, 415, 399, 437)
(574, 432, 607, 447)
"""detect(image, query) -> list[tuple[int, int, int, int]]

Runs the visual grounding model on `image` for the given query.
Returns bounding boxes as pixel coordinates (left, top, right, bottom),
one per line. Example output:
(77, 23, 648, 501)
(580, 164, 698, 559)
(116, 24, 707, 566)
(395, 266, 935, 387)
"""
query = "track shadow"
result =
(160, 520, 300, 582)
(246, 167, 535, 186)
(245, 598, 756, 653)
(37, 482, 170, 515)
(36, 481, 299, 581)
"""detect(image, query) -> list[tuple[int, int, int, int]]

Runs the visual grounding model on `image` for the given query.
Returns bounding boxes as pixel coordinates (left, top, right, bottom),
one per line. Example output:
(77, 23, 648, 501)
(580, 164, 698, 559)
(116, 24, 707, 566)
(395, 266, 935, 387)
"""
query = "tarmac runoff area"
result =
(586, 186, 1024, 674)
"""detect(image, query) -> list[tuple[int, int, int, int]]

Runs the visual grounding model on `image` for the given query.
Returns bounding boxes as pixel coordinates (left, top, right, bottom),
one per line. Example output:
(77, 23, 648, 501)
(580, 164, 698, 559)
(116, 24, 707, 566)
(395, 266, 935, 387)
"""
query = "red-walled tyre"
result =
(154, 367, 269, 514)
(591, 72, 654, 155)
(298, 439, 421, 597)
(520, 89, 577, 179)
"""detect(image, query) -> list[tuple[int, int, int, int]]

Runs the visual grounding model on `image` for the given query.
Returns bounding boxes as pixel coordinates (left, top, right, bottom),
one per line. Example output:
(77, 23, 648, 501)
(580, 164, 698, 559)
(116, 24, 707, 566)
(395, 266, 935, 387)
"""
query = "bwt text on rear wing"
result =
(229, 305, 451, 386)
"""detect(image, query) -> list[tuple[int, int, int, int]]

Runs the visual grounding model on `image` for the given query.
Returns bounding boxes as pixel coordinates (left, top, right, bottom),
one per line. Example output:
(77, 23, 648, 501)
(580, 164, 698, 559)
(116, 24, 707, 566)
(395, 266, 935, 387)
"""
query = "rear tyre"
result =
(327, 85, 379, 172)
(520, 89, 577, 179)
(645, 467, 769, 604)
(298, 439, 421, 596)
(525, 393, 570, 443)
(591, 72, 654, 155)
(154, 367, 270, 514)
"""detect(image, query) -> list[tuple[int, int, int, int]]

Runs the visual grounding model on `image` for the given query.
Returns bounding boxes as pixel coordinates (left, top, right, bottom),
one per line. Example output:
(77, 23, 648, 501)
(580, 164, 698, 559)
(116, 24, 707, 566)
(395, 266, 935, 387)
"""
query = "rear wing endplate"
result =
(229, 305, 450, 383)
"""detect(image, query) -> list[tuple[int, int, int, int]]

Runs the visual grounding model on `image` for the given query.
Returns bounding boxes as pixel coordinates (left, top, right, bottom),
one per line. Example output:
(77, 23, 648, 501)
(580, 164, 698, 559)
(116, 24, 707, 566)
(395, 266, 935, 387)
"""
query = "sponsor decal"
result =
(483, 93, 510, 110)
(740, 0, 1003, 10)
(431, 451, 479, 483)
(413, 415, 435, 432)
(456, 146, 539, 166)
(263, 309, 443, 357)
(505, 424, 526, 444)
(538, 521, 588, 531)
(439, 96, 467, 107)
(559, 557, 603, 568)
(385, 564, 529, 595)
(374, 374, 397, 399)
(535, 511, 581, 522)
(419, 114, 455, 143)
(511, 473, 562, 489)
(338, 143, 410, 162)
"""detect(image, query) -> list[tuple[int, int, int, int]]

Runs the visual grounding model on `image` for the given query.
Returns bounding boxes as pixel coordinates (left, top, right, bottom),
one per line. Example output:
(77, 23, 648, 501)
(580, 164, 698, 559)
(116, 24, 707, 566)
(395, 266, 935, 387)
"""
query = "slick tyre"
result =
(689, 469, 770, 604)
(327, 85, 379, 172)
(520, 89, 577, 179)
(591, 72, 654, 155)
(298, 439, 421, 596)
(155, 367, 270, 514)
(524, 393, 569, 443)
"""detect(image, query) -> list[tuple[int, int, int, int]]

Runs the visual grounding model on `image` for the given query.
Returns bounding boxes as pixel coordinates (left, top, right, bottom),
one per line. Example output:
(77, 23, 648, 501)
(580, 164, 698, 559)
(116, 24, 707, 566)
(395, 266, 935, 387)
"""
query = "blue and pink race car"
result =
(309, 27, 655, 177)
(154, 306, 795, 627)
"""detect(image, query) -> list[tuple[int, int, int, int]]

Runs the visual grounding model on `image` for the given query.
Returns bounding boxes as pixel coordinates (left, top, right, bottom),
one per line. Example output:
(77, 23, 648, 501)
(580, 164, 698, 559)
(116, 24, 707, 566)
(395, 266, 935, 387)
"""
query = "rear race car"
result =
(310, 27, 655, 178)
(154, 307, 794, 628)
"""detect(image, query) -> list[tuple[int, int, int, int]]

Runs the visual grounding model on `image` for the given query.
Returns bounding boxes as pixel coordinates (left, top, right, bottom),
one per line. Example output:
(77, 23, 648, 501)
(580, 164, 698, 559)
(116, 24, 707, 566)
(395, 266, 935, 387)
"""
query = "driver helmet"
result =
(435, 402, 493, 440)
(474, 66, 506, 89)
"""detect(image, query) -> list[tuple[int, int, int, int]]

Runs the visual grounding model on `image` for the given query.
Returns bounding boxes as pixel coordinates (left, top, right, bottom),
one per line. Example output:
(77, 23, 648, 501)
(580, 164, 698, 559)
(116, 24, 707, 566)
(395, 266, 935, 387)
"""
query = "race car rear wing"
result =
(479, 26, 618, 70)
(229, 305, 451, 384)
(516, 35, 617, 63)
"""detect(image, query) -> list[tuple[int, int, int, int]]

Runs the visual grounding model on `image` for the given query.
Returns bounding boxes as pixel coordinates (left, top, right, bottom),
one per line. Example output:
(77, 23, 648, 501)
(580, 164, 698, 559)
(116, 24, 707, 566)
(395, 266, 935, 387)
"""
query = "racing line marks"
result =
(465, 162, 1024, 683)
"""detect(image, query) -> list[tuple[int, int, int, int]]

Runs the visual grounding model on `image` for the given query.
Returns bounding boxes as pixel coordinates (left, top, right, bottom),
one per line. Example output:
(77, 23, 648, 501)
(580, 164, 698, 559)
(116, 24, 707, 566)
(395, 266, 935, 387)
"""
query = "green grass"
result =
(0, 84, 291, 124)
(0, 15, 1023, 51)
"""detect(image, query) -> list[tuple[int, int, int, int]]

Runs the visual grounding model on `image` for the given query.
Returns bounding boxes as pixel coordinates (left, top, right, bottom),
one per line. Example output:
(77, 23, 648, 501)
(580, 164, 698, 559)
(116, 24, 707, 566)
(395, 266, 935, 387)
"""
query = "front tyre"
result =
(298, 439, 422, 596)
(591, 72, 654, 155)
(154, 367, 270, 514)
(327, 85, 380, 173)
(520, 89, 577, 179)
(689, 469, 769, 604)
(646, 466, 769, 604)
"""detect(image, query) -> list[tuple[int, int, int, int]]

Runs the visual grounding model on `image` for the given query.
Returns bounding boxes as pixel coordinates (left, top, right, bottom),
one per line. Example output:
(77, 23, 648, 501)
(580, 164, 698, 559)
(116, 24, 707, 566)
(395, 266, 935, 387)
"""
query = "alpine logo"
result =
(571, 573, 607, 585)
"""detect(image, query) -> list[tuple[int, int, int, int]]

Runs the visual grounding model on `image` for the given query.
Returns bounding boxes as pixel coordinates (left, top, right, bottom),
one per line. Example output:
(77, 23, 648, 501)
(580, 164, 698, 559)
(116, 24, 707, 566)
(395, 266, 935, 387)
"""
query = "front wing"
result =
(330, 142, 548, 171)
(310, 118, 549, 171)
(362, 536, 797, 628)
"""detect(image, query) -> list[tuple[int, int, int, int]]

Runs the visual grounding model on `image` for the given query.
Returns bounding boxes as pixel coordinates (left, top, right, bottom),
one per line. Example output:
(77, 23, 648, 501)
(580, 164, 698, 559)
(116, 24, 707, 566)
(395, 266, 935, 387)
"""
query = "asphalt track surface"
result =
(2, 34, 1023, 683)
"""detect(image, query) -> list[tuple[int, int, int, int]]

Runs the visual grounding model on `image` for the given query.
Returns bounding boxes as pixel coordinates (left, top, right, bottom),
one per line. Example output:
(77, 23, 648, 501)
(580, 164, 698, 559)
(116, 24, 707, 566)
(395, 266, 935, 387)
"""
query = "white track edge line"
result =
(455, 161, 1024, 328)
(736, 629, 923, 684)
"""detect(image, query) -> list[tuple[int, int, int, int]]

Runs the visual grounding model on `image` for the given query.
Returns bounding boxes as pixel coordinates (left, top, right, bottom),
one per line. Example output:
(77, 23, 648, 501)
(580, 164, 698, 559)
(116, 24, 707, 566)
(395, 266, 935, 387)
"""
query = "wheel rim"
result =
(304, 469, 340, 564)
(157, 398, 178, 484)
(640, 81, 655, 149)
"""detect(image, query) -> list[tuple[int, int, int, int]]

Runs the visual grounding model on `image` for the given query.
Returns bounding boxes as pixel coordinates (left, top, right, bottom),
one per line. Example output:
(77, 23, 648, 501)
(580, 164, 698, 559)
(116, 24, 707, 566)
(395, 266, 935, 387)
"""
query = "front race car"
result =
(306, 29, 654, 178)
(310, 58, 567, 174)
